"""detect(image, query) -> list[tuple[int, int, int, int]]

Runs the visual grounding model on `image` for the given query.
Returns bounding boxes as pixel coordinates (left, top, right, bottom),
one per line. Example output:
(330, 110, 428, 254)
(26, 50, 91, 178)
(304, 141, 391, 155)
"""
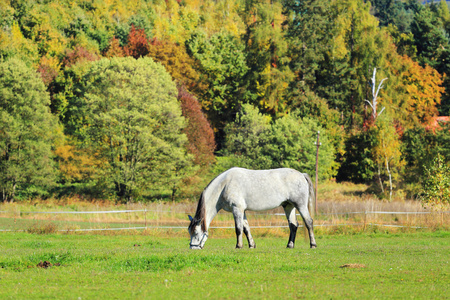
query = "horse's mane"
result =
(192, 191, 206, 231)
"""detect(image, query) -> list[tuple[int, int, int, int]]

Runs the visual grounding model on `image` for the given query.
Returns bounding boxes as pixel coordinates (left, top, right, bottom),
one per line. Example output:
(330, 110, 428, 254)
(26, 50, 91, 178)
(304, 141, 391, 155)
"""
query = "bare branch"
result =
(368, 68, 388, 121)
(374, 78, 388, 101)
(372, 68, 377, 96)
(364, 99, 374, 110)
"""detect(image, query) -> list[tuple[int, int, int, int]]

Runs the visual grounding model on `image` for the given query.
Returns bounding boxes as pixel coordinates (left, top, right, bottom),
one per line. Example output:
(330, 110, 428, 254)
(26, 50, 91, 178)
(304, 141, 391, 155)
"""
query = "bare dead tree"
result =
(365, 68, 387, 122)
(366, 68, 393, 200)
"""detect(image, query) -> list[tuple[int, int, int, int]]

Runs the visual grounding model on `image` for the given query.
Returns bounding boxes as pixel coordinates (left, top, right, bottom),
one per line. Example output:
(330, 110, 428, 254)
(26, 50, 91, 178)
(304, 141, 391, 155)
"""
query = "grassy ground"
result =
(0, 231, 448, 299)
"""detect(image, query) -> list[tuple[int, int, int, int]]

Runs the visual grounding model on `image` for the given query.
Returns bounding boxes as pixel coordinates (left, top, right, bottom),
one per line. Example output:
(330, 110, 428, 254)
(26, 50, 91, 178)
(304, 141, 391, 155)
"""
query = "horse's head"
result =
(188, 215, 208, 249)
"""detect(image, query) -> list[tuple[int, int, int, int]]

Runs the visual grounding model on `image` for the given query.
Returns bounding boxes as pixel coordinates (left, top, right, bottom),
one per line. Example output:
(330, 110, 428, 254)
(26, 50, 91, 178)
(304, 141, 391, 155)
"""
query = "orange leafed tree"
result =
(62, 46, 100, 68)
(123, 25, 150, 58)
(178, 86, 215, 166)
(178, 85, 215, 166)
(147, 39, 207, 96)
(104, 37, 124, 58)
(399, 55, 444, 126)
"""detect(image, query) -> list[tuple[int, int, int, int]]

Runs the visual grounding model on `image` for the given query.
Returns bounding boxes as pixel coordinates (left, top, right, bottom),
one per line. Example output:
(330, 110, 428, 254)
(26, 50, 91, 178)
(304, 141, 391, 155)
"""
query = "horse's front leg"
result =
(243, 212, 256, 248)
(232, 206, 244, 249)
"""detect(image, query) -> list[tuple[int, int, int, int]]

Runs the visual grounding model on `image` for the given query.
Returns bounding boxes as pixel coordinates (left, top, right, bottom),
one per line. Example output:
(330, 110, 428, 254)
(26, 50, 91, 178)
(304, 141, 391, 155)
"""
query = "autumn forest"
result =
(0, 0, 449, 205)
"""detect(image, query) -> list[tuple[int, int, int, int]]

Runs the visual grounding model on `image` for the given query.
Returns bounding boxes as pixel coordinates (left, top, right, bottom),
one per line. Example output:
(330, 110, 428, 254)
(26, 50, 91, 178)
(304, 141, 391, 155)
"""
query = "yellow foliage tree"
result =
(372, 116, 405, 201)
(54, 143, 102, 184)
(0, 22, 39, 63)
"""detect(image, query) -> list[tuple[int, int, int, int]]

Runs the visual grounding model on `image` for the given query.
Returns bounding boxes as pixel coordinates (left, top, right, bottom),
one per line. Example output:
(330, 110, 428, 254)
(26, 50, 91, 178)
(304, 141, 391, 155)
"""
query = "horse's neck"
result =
(203, 183, 222, 231)
(205, 205, 219, 231)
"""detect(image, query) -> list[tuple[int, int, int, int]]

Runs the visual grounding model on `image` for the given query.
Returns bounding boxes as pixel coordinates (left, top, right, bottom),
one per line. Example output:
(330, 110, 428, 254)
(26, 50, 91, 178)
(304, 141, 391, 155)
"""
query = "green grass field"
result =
(0, 230, 448, 299)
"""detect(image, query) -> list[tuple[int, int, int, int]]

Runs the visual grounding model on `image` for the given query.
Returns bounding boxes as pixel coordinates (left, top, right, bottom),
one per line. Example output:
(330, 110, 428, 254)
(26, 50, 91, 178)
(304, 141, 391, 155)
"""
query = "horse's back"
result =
(226, 167, 304, 186)
(220, 167, 309, 211)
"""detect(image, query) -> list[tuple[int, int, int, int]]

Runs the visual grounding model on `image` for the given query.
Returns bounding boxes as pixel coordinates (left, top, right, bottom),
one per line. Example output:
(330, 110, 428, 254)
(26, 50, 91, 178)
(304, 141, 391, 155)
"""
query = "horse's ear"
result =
(188, 215, 193, 222)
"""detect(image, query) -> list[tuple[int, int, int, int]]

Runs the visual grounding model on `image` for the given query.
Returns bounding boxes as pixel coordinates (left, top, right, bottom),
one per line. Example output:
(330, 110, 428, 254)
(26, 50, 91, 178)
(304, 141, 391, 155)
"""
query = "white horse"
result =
(188, 167, 317, 249)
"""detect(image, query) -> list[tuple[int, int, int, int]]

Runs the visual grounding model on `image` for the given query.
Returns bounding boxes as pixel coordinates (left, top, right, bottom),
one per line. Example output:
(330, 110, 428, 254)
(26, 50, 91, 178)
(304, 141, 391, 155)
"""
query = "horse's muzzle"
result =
(189, 244, 203, 250)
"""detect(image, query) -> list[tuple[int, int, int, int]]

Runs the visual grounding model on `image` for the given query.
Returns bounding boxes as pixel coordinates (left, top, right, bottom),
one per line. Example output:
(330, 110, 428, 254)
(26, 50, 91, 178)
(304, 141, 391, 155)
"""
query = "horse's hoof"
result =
(249, 245, 256, 249)
(310, 244, 317, 249)
(287, 242, 295, 249)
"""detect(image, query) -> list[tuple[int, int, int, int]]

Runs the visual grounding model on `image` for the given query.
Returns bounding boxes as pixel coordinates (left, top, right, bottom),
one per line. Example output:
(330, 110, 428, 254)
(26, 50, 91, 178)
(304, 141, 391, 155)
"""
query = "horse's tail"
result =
(303, 173, 315, 218)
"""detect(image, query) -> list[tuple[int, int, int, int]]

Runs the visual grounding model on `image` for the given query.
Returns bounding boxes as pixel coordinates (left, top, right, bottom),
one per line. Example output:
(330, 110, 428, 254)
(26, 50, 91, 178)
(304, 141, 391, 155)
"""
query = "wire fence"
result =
(0, 208, 448, 233)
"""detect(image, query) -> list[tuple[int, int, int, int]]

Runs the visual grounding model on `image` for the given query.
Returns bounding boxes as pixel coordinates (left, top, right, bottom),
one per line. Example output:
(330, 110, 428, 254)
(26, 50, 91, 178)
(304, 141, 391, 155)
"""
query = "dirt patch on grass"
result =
(36, 261, 61, 268)
(339, 263, 366, 269)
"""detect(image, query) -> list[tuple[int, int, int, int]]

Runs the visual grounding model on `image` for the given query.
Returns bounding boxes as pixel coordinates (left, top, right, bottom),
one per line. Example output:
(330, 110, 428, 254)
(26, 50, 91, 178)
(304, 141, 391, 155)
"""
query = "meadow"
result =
(0, 231, 448, 299)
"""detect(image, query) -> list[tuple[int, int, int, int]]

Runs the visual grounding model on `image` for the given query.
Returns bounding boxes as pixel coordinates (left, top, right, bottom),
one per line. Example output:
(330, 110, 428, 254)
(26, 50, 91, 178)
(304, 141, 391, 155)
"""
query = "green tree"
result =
(283, 0, 331, 90)
(437, 47, 450, 115)
(336, 130, 376, 183)
(284, 0, 391, 128)
(370, 0, 414, 32)
(240, 0, 293, 116)
(265, 114, 337, 180)
(411, 5, 449, 69)
(0, 58, 60, 201)
(433, 0, 450, 116)
(437, 0, 450, 24)
(290, 88, 345, 161)
(50, 49, 99, 127)
(186, 31, 249, 144)
(73, 57, 193, 202)
(402, 122, 450, 196)
(386, 24, 417, 57)
(421, 154, 450, 210)
(223, 103, 272, 169)
(224, 105, 337, 179)
(327, 0, 389, 127)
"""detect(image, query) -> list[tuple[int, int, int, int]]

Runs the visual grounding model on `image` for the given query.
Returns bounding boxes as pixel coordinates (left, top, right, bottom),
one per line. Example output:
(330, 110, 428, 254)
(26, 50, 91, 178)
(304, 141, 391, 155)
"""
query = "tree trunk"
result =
(171, 183, 177, 203)
(11, 181, 16, 203)
(378, 164, 384, 194)
(385, 158, 393, 202)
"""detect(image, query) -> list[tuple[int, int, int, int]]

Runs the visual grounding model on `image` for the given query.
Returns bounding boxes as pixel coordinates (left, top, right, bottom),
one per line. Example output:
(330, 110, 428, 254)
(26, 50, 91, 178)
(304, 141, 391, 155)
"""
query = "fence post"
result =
(314, 131, 321, 216)
(144, 208, 147, 229)
(157, 205, 159, 228)
(363, 211, 367, 231)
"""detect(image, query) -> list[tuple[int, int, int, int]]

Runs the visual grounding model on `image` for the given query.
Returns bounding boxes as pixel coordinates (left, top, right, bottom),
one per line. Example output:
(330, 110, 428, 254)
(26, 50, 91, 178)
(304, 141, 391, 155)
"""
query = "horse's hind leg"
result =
(295, 204, 317, 249)
(243, 212, 256, 248)
(283, 203, 299, 248)
(232, 206, 245, 249)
